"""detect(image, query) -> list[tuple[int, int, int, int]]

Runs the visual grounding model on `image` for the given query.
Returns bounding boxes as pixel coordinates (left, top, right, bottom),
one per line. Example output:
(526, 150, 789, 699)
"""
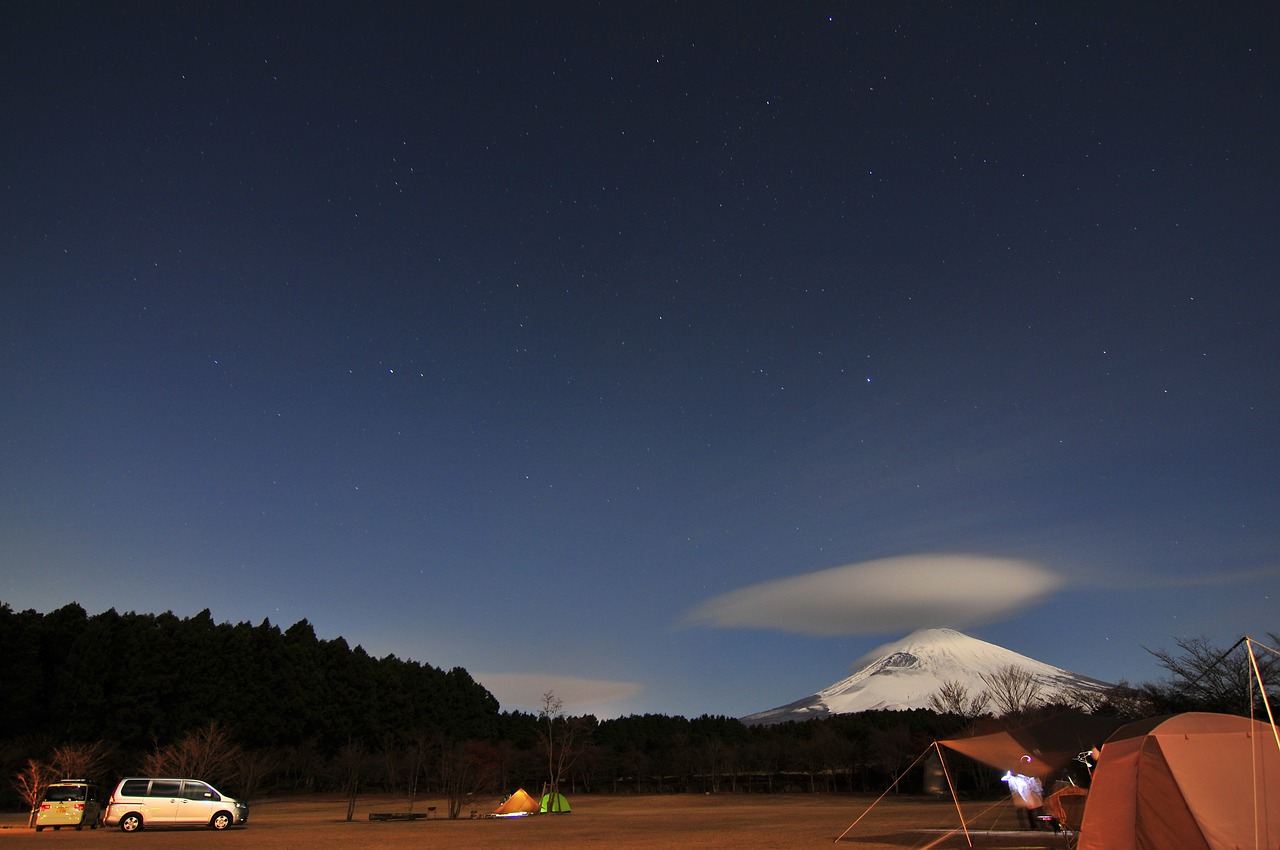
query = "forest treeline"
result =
(3, 603, 1272, 812)
(1, 602, 499, 751)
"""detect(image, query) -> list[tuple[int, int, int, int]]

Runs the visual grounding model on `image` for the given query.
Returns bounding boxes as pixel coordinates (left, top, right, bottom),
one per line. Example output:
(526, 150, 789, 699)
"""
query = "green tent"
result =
(540, 792, 570, 814)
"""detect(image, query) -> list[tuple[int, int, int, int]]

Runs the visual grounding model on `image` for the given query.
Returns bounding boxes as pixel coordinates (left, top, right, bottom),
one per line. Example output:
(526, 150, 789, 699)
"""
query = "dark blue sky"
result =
(3, 2, 1277, 717)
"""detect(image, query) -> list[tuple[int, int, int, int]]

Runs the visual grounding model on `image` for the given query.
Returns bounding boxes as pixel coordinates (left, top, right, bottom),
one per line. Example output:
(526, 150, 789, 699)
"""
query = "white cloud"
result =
(684, 554, 1063, 636)
(1122, 565, 1280, 590)
(476, 672, 643, 718)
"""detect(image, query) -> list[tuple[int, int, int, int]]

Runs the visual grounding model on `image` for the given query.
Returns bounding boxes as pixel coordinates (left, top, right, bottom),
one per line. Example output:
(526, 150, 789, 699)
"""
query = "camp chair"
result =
(1044, 786, 1087, 847)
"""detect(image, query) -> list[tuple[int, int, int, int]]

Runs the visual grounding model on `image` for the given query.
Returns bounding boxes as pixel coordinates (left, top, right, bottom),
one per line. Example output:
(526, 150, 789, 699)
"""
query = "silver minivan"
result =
(103, 777, 248, 831)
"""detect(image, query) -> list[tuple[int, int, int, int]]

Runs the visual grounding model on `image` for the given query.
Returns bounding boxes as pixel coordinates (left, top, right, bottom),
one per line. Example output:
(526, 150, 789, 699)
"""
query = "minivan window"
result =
(181, 781, 219, 801)
(120, 779, 149, 796)
(44, 786, 87, 802)
(150, 779, 182, 797)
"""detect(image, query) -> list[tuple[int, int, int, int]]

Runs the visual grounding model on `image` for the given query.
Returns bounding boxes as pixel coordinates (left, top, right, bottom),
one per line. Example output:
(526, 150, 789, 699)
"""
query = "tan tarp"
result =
(491, 788, 540, 817)
(1078, 712, 1280, 850)
(939, 710, 1119, 779)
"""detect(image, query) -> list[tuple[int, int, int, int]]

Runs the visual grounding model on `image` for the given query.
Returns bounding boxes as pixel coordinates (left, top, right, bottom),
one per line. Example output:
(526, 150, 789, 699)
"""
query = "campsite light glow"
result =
(1001, 769, 1044, 808)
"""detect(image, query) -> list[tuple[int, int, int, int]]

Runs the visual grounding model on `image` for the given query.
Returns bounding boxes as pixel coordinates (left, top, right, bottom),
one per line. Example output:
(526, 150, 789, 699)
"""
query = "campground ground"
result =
(0, 792, 1073, 849)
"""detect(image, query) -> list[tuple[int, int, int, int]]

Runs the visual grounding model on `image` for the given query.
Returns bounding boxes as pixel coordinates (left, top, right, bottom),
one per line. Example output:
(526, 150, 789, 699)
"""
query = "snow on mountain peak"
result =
(741, 627, 1112, 725)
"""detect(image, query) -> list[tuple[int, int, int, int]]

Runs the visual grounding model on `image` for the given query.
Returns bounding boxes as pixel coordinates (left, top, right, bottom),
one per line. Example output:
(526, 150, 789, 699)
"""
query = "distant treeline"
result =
(0, 603, 977, 806)
(3, 602, 1261, 810)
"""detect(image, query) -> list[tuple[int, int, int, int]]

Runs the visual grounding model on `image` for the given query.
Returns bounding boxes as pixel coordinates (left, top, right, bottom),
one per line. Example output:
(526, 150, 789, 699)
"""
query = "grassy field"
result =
(0, 793, 1073, 849)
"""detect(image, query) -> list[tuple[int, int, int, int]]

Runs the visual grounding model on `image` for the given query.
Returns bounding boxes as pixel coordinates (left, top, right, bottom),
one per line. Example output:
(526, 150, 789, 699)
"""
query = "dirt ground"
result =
(0, 793, 1074, 849)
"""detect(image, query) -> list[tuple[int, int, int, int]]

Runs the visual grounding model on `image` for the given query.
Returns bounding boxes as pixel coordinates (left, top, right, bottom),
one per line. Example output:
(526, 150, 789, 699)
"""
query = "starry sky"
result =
(3, 2, 1277, 719)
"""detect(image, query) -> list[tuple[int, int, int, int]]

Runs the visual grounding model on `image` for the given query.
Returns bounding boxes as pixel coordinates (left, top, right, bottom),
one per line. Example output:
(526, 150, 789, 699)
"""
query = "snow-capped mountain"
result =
(741, 628, 1113, 725)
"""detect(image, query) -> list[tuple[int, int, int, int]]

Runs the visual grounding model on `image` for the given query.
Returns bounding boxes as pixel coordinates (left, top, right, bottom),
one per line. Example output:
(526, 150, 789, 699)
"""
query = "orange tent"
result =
(1078, 712, 1280, 850)
(490, 788, 540, 817)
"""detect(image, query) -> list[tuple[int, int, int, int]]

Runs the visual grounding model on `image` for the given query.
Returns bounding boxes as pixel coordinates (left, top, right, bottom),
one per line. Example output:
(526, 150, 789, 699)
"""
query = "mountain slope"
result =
(741, 628, 1112, 725)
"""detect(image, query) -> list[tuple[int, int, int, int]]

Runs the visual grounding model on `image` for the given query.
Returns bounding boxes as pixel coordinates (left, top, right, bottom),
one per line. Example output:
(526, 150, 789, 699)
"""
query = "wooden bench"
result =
(368, 812, 429, 821)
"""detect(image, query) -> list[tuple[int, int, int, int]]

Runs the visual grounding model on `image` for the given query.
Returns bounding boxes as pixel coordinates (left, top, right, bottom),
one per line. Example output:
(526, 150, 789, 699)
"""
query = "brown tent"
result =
(490, 788, 540, 817)
(1078, 712, 1280, 850)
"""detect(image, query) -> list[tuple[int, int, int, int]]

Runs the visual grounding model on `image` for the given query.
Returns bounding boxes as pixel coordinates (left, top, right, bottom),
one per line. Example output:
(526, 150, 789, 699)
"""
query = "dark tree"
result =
(1146, 634, 1280, 715)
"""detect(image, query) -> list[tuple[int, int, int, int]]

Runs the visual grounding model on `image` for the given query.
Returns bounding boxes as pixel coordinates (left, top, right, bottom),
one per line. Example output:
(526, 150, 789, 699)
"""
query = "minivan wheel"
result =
(210, 812, 232, 830)
(120, 813, 143, 832)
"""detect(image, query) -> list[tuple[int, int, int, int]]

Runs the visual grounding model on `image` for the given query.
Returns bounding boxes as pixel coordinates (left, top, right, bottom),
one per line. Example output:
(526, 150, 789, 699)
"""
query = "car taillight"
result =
(75, 803, 85, 811)
(40, 803, 51, 810)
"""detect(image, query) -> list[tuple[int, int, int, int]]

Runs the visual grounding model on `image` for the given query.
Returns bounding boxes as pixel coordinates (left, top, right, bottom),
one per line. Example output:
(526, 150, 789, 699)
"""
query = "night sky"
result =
(3, 3, 1277, 719)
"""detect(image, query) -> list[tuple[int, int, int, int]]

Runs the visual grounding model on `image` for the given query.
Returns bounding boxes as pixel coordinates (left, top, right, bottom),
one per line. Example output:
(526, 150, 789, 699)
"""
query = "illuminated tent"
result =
(540, 791, 570, 813)
(490, 788, 540, 817)
(1078, 712, 1280, 850)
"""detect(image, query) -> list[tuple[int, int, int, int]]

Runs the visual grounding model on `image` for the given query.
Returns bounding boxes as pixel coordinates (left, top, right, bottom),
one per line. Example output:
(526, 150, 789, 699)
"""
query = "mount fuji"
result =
(741, 628, 1113, 725)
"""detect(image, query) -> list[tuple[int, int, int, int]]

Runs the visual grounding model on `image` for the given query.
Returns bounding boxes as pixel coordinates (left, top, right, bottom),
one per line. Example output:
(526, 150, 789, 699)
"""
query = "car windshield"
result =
(44, 786, 86, 802)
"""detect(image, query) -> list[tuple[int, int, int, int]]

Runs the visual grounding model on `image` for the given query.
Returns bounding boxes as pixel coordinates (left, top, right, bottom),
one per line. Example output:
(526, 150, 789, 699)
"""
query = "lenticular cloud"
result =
(685, 555, 1063, 636)
(476, 672, 643, 716)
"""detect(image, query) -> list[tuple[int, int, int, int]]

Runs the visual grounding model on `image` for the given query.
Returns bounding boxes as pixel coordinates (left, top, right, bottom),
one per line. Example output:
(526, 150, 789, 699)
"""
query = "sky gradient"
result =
(3, 3, 1277, 718)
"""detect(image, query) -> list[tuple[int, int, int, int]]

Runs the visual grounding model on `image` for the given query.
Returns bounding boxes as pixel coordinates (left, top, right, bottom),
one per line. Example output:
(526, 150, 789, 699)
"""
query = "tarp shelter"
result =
(540, 792, 570, 813)
(1078, 712, 1280, 850)
(839, 711, 1119, 845)
(939, 710, 1121, 780)
(491, 788, 540, 817)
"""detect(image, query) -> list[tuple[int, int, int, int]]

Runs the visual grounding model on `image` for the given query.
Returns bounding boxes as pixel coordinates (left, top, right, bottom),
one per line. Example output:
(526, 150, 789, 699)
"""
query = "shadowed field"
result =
(0, 793, 1073, 849)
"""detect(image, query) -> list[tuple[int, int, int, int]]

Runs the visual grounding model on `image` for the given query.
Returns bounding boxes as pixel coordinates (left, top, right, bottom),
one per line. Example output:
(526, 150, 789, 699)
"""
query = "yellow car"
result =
(36, 780, 104, 831)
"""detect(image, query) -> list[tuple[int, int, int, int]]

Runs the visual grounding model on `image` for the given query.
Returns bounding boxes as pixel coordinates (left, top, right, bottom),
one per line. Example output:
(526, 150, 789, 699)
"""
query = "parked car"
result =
(103, 777, 248, 832)
(35, 779, 104, 831)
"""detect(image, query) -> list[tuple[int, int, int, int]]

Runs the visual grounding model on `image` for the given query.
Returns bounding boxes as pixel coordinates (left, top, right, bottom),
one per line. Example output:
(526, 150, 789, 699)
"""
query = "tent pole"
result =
(1245, 637, 1280, 850)
(1245, 638, 1280, 753)
(935, 741, 973, 848)
(833, 744, 934, 843)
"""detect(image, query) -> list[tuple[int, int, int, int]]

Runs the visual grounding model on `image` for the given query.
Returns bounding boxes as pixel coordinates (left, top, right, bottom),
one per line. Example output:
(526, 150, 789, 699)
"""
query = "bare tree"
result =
(440, 740, 498, 819)
(539, 691, 583, 810)
(492, 739, 518, 793)
(402, 730, 435, 814)
(9, 743, 113, 830)
(235, 748, 279, 802)
(1147, 634, 1280, 714)
(698, 738, 730, 793)
(142, 721, 243, 786)
(332, 741, 370, 822)
(980, 665, 1044, 718)
(1065, 680, 1153, 718)
(928, 679, 991, 718)
(798, 724, 842, 792)
(50, 741, 112, 783)
(867, 722, 914, 782)
(14, 759, 53, 828)
(378, 734, 404, 795)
